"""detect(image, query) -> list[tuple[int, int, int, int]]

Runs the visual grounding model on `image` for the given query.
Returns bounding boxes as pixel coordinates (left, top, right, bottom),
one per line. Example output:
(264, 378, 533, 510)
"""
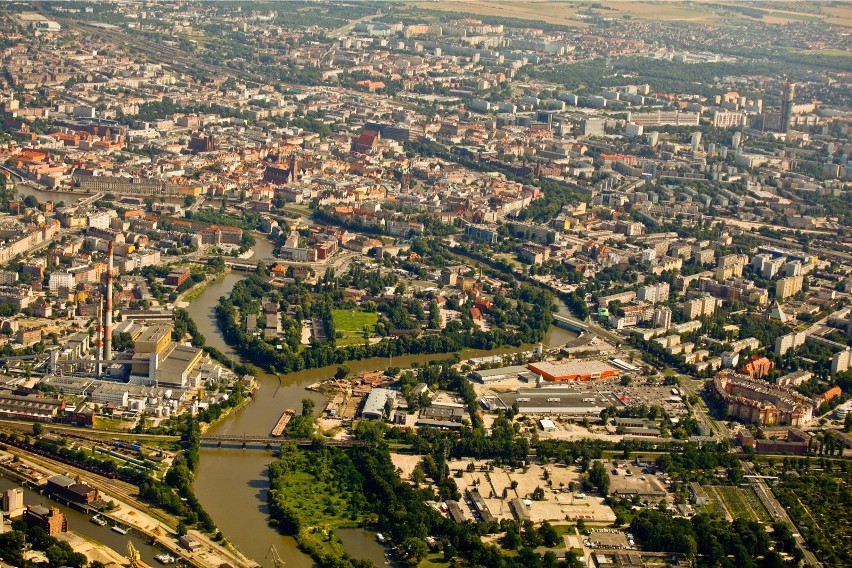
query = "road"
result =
(742, 461, 822, 567)
(676, 376, 729, 440)
(330, 12, 379, 37)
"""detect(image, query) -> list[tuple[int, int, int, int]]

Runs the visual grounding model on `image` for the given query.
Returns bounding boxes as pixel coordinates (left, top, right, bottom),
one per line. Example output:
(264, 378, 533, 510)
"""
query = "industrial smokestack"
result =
(95, 294, 103, 377)
(104, 241, 114, 362)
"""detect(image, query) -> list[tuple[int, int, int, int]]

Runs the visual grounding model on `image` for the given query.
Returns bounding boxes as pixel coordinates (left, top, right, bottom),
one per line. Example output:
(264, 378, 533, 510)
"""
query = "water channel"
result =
(14, 183, 92, 205)
(0, 476, 163, 565)
(191, 238, 578, 567)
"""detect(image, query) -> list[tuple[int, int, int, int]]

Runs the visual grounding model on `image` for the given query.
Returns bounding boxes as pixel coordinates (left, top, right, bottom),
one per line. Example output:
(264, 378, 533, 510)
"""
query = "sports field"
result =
(332, 309, 378, 345)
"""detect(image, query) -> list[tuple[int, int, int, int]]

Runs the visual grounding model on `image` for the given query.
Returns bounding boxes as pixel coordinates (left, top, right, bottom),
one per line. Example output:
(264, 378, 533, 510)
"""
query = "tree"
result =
(334, 364, 351, 380)
(401, 537, 428, 562)
(32, 423, 44, 436)
(301, 398, 315, 417)
(588, 461, 610, 495)
(539, 520, 559, 547)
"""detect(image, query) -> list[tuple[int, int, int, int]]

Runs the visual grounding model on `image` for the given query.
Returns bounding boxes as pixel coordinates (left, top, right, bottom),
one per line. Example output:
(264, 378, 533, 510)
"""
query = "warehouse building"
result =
(481, 389, 621, 416)
(526, 360, 620, 382)
(470, 365, 534, 384)
(0, 393, 64, 422)
(46, 474, 100, 505)
(361, 388, 396, 421)
(24, 505, 67, 535)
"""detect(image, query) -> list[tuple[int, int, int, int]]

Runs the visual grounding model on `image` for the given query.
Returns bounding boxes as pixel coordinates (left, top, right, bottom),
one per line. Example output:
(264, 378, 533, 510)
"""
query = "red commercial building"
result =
(526, 361, 620, 382)
(166, 269, 191, 287)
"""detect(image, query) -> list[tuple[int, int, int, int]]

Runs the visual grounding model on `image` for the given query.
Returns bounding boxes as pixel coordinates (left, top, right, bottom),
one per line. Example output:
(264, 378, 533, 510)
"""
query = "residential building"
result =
(682, 295, 715, 319)
(775, 275, 804, 300)
(637, 282, 670, 304)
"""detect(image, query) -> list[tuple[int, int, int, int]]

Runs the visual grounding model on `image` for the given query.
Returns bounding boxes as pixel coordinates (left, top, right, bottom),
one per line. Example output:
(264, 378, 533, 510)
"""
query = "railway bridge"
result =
(200, 435, 365, 449)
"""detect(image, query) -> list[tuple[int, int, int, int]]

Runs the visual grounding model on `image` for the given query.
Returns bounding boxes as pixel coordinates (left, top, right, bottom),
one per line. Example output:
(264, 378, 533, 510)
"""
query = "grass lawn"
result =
(419, 553, 450, 568)
(93, 417, 132, 432)
(332, 309, 378, 346)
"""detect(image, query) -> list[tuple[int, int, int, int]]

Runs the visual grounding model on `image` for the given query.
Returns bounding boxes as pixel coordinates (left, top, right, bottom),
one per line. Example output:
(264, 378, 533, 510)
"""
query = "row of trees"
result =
(629, 510, 797, 567)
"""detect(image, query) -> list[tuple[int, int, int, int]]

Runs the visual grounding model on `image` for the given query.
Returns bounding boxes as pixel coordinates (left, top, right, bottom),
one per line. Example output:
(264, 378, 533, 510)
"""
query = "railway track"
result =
(5, 443, 179, 529)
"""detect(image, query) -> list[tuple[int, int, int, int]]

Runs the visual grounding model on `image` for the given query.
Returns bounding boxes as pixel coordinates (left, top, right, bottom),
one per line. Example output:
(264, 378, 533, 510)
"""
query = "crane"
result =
(266, 545, 285, 568)
(127, 541, 140, 568)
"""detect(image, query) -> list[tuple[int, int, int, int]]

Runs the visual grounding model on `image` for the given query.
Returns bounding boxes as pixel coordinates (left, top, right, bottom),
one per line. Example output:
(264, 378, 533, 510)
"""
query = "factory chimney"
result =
(95, 294, 103, 377)
(104, 241, 114, 362)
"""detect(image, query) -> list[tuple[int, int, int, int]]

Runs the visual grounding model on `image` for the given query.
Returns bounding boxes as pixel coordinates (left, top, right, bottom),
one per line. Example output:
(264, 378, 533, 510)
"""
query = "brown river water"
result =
(190, 237, 577, 567)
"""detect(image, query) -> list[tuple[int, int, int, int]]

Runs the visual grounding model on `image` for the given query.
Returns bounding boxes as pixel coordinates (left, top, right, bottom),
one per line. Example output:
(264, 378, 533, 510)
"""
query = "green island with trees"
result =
(215, 265, 554, 375)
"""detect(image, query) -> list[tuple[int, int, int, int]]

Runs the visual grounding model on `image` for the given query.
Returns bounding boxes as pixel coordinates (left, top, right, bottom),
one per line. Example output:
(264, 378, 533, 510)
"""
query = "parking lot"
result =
(472, 372, 690, 422)
(584, 528, 634, 550)
(608, 460, 670, 502)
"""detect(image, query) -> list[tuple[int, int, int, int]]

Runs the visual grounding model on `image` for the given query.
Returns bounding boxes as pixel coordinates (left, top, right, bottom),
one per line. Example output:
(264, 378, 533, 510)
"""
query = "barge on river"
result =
(271, 409, 297, 437)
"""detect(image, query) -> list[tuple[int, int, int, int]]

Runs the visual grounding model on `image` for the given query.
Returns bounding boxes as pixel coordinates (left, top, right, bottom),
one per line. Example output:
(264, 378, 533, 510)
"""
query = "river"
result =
(0, 476, 165, 565)
(190, 238, 577, 567)
(14, 183, 92, 205)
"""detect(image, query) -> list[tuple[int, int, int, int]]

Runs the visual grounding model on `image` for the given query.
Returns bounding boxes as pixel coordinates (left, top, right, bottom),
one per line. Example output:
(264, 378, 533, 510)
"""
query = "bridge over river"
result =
(552, 314, 587, 333)
(200, 435, 366, 449)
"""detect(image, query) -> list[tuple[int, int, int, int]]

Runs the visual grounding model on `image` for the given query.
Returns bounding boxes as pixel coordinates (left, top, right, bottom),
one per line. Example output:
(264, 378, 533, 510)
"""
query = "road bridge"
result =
(553, 314, 587, 333)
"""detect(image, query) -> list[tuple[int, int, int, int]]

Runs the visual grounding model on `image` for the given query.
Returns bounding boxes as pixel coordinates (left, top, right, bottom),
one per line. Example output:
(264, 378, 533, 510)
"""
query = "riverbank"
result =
(197, 387, 256, 436)
(0, 443, 257, 568)
(187, 258, 577, 567)
(176, 270, 230, 307)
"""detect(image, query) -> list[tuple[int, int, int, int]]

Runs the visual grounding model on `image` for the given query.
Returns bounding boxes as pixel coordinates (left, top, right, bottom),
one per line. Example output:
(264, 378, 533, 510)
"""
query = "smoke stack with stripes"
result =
(104, 241, 114, 362)
(96, 294, 103, 376)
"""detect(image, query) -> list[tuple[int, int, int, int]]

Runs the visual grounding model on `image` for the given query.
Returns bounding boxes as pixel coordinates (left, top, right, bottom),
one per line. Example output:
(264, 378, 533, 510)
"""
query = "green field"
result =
(332, 309, 378, 346)
(268, 445, 371, 563)
(714, 486, 771, 523)
(419, 553, 450, 568)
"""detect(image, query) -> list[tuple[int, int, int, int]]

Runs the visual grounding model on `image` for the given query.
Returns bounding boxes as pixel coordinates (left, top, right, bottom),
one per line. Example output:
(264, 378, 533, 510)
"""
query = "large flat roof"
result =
(485, 390, 622, 414)
(136, 324, 172, 344)
(527, 360, 619, 380)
